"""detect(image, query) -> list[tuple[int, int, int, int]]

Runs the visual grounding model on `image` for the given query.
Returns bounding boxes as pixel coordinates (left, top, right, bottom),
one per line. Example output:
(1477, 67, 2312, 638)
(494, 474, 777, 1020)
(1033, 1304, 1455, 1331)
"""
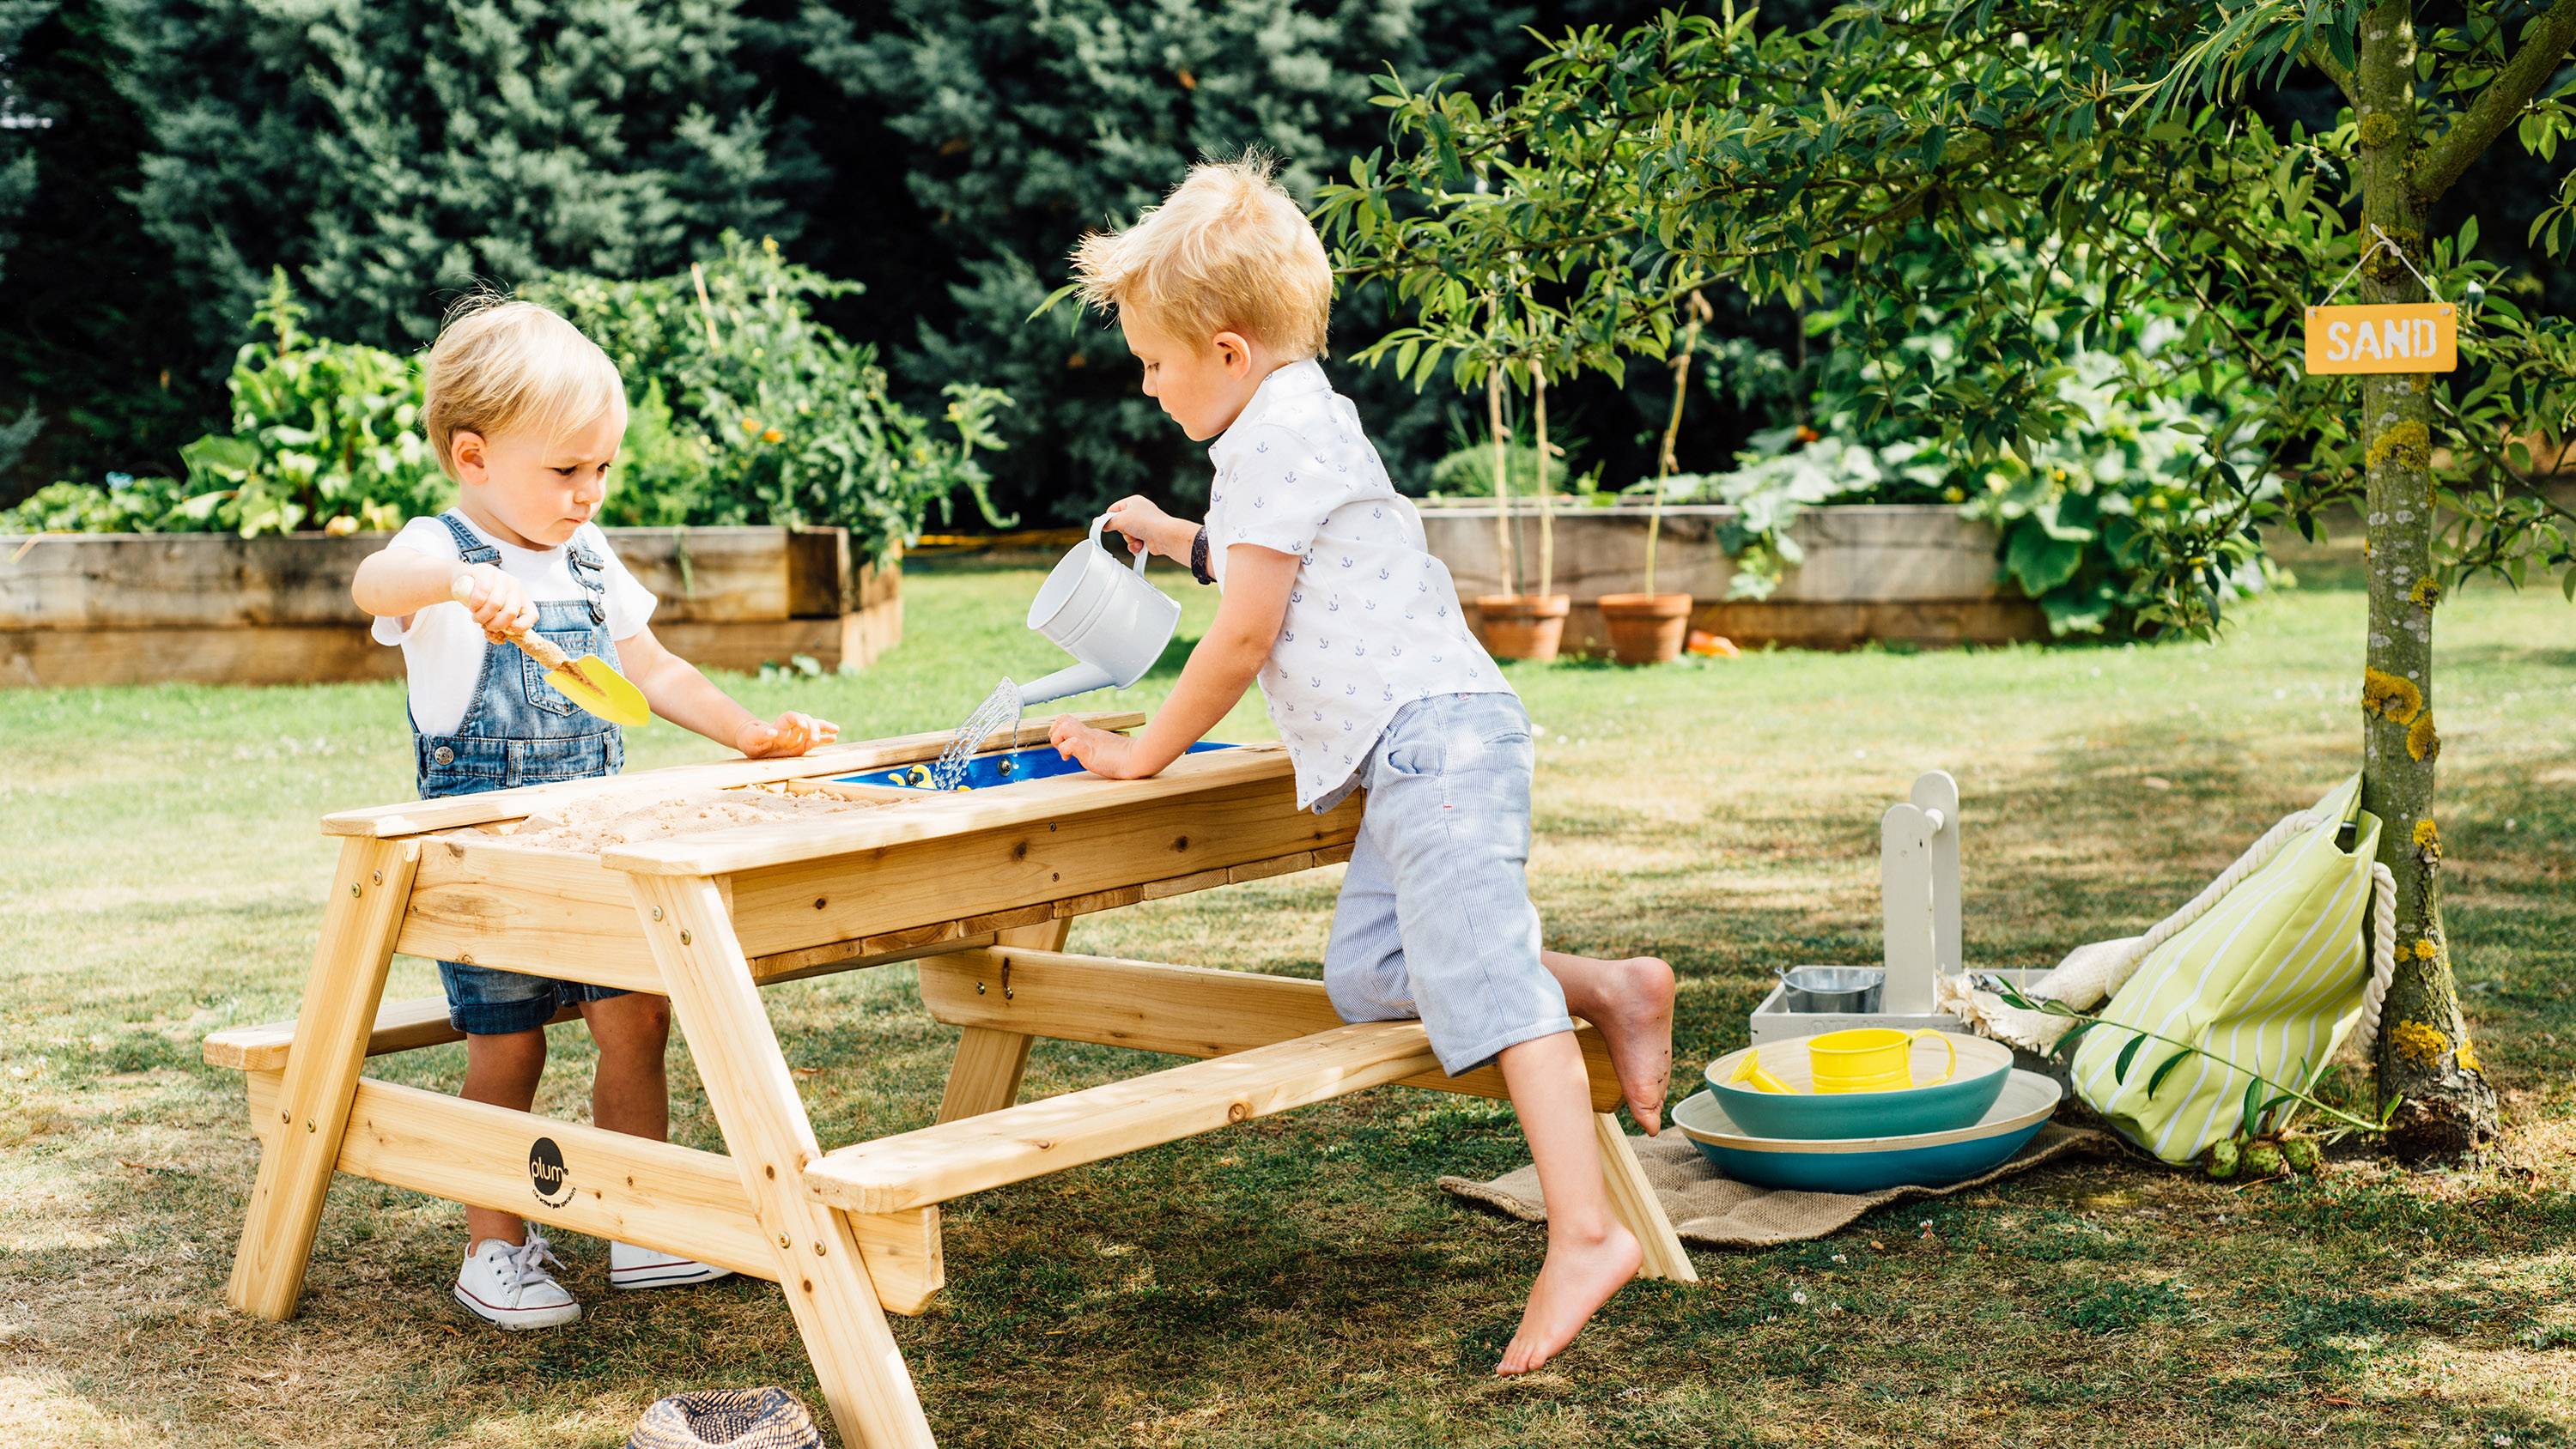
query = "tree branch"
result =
(2302, 40, 2359, 109)
(2412, 0, 2576, 203)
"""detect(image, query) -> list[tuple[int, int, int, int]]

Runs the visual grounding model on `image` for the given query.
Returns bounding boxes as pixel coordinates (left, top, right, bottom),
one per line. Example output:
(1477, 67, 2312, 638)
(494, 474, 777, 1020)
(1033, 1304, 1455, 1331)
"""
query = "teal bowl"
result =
(1672, 1070, 2063, 1192)
(1702, 1032, 2013, 1140)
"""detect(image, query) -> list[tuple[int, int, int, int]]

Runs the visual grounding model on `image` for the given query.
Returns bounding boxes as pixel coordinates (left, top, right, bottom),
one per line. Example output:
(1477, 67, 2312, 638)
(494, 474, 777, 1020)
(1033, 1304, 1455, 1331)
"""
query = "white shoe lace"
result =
(496, 1228, 568, 1297)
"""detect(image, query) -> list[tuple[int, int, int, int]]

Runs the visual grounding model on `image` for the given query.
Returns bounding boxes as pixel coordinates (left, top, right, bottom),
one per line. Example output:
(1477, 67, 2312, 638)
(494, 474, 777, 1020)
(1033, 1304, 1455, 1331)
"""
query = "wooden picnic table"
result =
(206, 712, 1692, 1446)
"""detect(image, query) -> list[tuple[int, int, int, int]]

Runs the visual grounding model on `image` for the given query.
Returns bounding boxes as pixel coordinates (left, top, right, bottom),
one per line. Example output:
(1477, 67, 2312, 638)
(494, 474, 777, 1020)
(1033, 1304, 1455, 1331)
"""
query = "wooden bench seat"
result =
(204, 997, 580, 1072)
(803, 1021, 1442, 1215)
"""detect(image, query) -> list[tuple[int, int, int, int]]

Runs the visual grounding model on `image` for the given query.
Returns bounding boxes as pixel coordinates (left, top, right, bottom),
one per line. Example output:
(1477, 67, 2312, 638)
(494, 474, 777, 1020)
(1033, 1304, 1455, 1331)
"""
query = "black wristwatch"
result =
(1189, 525, 1213, 585)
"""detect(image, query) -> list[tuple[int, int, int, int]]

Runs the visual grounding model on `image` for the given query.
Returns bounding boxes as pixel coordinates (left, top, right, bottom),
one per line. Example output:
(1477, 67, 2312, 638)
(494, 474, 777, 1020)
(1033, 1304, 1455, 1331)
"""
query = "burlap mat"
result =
(1438, 1122, 2118, 1248)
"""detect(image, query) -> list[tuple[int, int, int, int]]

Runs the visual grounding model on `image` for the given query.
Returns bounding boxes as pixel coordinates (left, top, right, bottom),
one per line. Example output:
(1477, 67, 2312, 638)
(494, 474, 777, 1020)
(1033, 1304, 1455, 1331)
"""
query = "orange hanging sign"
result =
(2306, 303, 2456, 374)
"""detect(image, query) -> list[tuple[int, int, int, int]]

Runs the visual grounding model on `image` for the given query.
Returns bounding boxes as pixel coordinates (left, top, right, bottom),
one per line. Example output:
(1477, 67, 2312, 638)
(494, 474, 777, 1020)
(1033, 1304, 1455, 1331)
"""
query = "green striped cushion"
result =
(2071, 774, 2381, 1162)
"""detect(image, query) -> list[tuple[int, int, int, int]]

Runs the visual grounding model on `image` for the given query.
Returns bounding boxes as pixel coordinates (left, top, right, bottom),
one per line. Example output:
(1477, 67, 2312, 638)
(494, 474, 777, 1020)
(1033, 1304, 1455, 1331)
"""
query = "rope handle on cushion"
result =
(2352, 861, 2397, 1058)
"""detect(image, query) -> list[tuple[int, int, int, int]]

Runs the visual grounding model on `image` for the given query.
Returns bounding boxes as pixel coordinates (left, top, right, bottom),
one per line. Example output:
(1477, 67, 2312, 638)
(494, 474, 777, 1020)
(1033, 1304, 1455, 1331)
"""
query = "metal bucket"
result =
(1777, 965, 1886, 1014)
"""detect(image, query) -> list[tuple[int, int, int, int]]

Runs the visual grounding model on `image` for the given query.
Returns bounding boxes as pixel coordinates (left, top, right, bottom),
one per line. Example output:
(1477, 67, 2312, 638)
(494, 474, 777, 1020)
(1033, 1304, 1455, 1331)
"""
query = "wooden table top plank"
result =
(599, 742, 1304, 876)
(319, 712, 1144, 839)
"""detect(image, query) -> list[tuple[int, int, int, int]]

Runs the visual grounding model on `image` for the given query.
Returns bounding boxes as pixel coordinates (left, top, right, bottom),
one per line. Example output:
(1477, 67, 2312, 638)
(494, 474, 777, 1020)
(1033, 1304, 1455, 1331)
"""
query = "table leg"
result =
(1595, 1113, 1698, 1283)
(227, 837, 421, 1319)
(933, 918, 1069, 1125)
(632, 874, 936, 1449)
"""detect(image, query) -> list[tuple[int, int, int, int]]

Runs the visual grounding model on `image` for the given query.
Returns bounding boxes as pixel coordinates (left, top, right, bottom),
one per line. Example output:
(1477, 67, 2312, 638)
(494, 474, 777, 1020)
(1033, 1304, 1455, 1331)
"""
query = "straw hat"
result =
(626, 1387, 823, 1449)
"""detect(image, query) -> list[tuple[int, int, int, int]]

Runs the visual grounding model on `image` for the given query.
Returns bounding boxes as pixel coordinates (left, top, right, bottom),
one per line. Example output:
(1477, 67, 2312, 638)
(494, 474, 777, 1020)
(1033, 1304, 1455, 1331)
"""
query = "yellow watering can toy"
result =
(1726, 1050, 1796, 1095)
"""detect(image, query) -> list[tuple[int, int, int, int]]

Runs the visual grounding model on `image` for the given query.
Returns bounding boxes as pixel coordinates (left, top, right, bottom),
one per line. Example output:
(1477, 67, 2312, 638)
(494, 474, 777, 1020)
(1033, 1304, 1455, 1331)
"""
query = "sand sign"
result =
(2304, 223, 2460, 377)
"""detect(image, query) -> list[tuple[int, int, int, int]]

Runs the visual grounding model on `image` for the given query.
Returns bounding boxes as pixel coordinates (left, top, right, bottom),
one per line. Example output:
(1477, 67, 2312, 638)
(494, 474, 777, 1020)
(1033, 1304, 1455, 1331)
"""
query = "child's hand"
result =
(1102, 495, 1188, 561)
(453, 563, 538, 641)
(1049, 714, 1149, 779)
(738, 711, 840, 759)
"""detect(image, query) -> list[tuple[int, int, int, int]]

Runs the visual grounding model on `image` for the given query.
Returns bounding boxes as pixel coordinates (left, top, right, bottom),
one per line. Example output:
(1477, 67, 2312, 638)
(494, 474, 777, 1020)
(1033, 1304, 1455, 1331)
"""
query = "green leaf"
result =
(2144, 1047, 2196, 1098)
(2242, 1076, 2268, 1135)
(2114, 1033, 2147, 1084)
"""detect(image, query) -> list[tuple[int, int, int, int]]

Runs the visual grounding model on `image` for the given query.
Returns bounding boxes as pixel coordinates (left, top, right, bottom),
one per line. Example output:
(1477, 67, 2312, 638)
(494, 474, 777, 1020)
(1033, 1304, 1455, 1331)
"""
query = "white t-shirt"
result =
(1206, 360, 1510, 810)
(368, 513, 657, 736)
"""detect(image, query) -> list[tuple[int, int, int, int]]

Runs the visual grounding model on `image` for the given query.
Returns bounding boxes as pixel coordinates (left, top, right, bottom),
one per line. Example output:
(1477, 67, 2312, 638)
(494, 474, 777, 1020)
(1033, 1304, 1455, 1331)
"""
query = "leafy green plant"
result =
(533, 234, 1012, 563)
(2, 270, 446, 537)
(1635, 242, 2277, 634)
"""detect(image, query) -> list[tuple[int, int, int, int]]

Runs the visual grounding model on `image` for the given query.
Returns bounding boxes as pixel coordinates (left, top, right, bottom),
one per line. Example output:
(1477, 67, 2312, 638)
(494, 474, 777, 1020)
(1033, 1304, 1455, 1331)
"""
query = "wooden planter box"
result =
(0, 526, 900, 688)
(1418, 502, 2045, 652)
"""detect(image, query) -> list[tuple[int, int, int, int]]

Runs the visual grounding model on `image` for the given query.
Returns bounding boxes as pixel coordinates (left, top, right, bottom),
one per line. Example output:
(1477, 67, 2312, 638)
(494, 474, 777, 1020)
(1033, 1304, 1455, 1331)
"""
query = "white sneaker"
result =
(453, 1227, 581, 1329)
(608, 1240, 733, 1291)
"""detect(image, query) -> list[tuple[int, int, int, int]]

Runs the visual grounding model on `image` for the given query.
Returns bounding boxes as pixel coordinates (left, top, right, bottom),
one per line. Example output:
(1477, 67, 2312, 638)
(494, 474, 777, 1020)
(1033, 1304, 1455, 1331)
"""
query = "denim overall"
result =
(416, 510, 630, 1034)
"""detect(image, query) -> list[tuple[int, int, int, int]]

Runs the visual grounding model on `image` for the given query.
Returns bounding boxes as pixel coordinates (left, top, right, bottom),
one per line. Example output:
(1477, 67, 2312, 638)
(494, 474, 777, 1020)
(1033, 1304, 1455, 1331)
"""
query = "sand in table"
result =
(508, 787, 891, 852)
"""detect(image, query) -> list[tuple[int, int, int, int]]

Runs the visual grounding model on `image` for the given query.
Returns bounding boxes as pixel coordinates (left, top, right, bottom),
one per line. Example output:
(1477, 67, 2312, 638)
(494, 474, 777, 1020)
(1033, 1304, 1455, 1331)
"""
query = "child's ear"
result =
(450, 430, 488, 483)
(1214, 330, 1253, 378)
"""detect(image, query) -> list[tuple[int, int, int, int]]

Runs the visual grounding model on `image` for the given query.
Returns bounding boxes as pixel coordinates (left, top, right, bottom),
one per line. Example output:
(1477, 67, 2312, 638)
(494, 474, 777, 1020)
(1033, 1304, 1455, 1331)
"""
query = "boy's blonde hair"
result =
(422, 295, 627, 478)
(1070, 152, 1332, 358)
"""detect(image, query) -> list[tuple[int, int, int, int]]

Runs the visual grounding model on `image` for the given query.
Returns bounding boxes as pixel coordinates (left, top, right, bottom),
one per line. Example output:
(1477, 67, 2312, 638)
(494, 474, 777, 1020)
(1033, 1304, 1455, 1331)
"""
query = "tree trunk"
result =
(2357, 0, 2497, 1157)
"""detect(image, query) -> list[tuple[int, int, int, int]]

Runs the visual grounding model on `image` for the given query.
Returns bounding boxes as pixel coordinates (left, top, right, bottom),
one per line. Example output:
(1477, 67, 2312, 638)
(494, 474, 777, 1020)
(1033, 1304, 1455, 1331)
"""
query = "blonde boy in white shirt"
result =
(1045, 155, 1679, 1376)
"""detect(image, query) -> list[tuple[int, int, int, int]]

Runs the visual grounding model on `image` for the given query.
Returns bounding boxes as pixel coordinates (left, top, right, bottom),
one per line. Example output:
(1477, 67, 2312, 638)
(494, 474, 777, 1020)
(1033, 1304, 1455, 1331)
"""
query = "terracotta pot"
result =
(1597, 592, 1693, 665)
(1475, 594, 1571, 664)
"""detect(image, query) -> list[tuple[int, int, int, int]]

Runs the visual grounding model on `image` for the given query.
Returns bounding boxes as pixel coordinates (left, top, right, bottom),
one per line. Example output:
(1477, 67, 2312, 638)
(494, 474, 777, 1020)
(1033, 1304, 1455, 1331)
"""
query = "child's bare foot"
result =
(1496, 1222, 1642, 1375)
(1594, 955, 1675, 1135)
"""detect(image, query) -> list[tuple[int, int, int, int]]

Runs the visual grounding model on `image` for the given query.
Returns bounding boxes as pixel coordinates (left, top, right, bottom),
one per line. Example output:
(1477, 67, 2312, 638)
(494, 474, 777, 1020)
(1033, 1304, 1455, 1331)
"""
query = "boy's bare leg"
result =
(1493, 1030, 1642, 1376)
(459, 1028, 548, 1248)
(581, 992, 672, 1141)
(1540, 949, 1675, 1134)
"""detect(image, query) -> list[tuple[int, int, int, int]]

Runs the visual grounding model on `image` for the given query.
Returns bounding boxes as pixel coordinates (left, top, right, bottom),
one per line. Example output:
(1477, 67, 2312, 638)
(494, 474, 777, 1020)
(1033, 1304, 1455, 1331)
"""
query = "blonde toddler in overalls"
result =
(1042, 155, 1679, 1377)
(352, 297, 841, 1329)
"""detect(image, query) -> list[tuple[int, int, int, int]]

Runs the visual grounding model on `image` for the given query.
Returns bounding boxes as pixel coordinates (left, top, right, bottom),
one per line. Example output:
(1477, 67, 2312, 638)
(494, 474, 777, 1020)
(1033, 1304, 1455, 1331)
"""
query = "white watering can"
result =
(1012, 513, 1182, 708)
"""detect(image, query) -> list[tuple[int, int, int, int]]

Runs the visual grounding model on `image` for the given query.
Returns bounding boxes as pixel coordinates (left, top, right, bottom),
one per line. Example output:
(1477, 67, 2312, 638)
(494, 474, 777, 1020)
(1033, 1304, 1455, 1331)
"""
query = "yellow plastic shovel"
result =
(450, 574, 651, 727)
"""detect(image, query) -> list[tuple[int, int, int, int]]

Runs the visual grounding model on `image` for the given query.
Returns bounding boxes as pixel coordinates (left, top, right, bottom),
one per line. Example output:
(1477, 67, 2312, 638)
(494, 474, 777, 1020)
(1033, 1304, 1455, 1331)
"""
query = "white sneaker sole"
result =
(610, 1261, 734, 1291)
(453, 1282, 581, 1329)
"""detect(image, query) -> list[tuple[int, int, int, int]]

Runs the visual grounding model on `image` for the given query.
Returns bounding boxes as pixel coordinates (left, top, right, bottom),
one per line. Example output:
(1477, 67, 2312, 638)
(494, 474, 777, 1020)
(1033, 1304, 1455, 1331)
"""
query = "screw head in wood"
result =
(371, 870, 383, 885)
(680, 929, 692, 945)
(975, 981, 986, 995)
(651, 906, 664, 921)
(349, 883, 362, 898)
(305, 1118, 316, 1132)
(779, 1233, 792, 1248)
(813, 1241, 826, 1256)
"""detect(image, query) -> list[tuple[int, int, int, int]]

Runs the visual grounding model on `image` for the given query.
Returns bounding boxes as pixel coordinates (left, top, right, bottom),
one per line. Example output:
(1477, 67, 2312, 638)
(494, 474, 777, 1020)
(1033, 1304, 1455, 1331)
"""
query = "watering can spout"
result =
(1013, 661, 1118, 710)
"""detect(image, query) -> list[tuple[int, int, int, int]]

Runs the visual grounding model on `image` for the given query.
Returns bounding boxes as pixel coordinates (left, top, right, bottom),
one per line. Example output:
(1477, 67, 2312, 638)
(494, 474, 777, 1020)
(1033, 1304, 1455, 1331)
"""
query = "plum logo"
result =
(528, 1137, 572, 1207)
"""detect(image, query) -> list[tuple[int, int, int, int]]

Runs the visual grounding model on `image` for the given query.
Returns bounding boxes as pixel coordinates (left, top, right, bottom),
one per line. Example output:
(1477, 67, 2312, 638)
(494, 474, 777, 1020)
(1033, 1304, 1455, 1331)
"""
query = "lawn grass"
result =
(3, 553, 2573, 1447)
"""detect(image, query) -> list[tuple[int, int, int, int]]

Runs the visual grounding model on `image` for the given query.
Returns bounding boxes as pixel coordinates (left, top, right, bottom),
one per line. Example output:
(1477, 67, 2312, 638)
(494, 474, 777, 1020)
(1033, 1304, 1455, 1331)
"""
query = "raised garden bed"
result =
(1418, 502, 2044, 652)
(0, 526, 898, 688)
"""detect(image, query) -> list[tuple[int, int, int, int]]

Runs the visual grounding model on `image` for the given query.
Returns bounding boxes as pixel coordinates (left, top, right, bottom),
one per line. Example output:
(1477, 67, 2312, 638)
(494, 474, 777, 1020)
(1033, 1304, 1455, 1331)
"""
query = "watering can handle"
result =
(1090, 512, 1151, 576)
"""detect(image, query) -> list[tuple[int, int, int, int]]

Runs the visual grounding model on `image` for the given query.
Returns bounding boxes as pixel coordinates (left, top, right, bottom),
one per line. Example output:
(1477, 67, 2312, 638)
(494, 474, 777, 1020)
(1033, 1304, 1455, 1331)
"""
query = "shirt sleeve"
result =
(1209, 423, 1353, 561)
(368, 517, 459, 646)
(584, 527, 659, 641)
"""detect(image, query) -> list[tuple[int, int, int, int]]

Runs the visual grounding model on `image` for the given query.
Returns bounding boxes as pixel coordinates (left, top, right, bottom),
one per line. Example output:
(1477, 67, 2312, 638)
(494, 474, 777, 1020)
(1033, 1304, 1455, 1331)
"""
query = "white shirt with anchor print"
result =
(1203, 358, 1513, 811)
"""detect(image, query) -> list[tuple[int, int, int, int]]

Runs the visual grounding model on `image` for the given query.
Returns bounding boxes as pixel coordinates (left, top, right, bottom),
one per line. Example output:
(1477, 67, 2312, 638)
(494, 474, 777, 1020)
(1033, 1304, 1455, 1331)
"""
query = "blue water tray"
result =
(838, 741, 1236, 792)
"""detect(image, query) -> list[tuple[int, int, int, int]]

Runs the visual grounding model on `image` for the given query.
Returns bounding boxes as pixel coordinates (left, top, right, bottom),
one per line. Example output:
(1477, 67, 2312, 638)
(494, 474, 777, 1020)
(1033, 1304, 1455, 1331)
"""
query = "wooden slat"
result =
(933, 919, 1069, 1125)
(393, 836, 668, 989)
(205, 997, 581, 1073)
(320, 712, 1143, 839)
(239, 1070, 944, 1313)
(0, 528, 815, 630)
(606, 743, 1316, 876)
(1595, 1114, 1699, 1283)
(803, 1022, 1442, 1215)
(226, 838, 420, 1319)
(915, 948, 1622, 1113)
(633, 874, 939, 1445)
(722, 773, 1360, 958)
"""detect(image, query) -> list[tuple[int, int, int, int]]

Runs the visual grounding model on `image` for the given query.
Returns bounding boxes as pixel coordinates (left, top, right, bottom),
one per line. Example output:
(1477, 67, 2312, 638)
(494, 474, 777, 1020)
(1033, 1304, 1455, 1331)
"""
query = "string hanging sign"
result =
(2305, 224, 2456, 375)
